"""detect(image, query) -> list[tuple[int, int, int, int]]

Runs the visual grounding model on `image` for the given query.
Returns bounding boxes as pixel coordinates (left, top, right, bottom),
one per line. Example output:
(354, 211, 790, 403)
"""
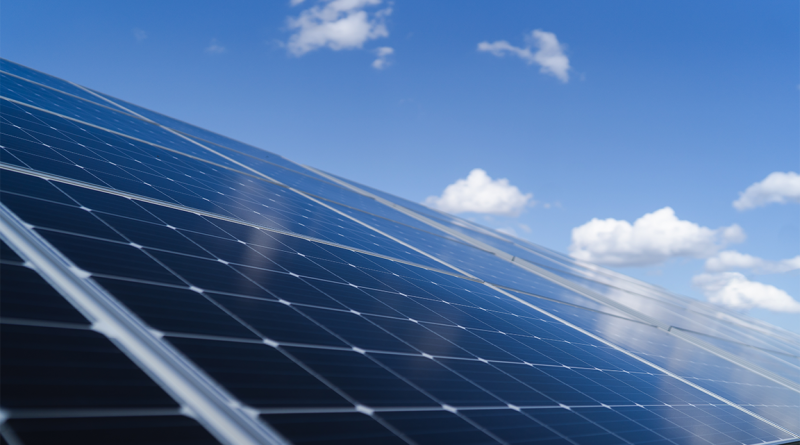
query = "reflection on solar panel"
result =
(1, 58, 798, 445)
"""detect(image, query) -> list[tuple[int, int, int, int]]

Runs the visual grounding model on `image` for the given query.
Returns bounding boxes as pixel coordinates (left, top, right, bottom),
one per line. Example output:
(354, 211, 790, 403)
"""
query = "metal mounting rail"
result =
(0, 202, 288, 445)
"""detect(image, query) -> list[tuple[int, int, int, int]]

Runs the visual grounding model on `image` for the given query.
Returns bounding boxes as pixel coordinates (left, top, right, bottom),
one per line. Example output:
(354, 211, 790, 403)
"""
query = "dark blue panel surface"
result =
(5, 59, 798, 445)
(11, 167, 792, 439)
(327, 201, 639, 318)
(1, 59, 110, 103)
(0, 80, 243, 169)
(675, 329, 800, 385)
(0, 238, 24, 263)
(376, 410, 498, 445)
(0, 100, 451, 269)
(0, 323, 177, 409)
(82, 87, 338, 184)
(284, 347, 439, 407)
(294, 307, 419, 354)
(260, 412, 407, 445)
(166, 336, 350, 408)
(35, 228, 186, 285)
(0, 263, 88, 324)
(459, 409, 569, 444)
(4, 416, 219, 445)
(533, 298, 800, 433)
(94, 277, 260, 339)
(206, 293, 349, 347)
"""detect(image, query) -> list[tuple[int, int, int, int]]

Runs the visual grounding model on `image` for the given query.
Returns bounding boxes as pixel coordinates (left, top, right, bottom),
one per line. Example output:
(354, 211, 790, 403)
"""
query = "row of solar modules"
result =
(1, 59, 798, 445)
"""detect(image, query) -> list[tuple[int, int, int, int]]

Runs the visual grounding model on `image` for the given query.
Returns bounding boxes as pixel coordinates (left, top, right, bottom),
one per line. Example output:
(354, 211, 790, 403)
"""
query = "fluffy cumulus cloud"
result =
(705, 250, 800, 274)
(286, 0, 391, 56)
(693, 272, 800, 313)
(424, 169, 533, 216)
(372, 46, 394, 69)
(733, 171, 800, 210)
(569, 207, 745, 267)
(477, 30, 570, 82)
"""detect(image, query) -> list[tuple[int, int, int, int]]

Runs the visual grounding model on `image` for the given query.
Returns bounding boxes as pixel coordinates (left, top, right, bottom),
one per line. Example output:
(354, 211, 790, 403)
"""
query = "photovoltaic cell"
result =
(2, 59, 798, 445)
(5, 416, 219, 445)
(260, 412, 407, 445)
(0, 261, 88, 324)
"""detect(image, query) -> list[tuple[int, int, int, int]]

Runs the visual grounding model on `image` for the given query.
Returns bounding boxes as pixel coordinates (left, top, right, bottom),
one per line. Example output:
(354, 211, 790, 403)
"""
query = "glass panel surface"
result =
(3, 58, 798, 445)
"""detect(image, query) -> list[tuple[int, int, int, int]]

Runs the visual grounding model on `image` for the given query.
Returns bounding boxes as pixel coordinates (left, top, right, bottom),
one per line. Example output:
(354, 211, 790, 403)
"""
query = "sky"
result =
(3, 0, 799, 333)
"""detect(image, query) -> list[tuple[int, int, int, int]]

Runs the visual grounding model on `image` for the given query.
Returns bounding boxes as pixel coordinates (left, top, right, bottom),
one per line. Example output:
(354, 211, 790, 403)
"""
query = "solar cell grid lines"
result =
(1, 59, 799, 445)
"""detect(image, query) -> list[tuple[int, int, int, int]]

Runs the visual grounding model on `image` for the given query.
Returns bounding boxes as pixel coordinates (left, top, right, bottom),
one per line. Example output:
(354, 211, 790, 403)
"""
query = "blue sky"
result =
(4, 0, 799, 333)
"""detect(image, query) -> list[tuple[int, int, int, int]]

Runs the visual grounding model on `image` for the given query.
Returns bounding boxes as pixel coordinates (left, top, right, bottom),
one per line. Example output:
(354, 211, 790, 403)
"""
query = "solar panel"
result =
(1, 58, 798, 445)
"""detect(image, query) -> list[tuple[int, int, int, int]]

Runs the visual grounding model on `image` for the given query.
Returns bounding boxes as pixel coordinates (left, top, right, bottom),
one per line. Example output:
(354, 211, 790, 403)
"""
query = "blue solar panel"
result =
(1, 59, 799, 445)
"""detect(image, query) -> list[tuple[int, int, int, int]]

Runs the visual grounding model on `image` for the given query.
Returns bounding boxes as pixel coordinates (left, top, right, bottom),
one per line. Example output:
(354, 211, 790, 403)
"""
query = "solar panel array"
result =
(0, 58, 798, 445)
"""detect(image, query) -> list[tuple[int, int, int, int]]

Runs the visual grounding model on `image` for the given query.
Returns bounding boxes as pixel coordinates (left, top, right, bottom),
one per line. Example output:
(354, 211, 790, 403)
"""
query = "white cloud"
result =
(290, 0, 306, 5)
(205, 39, 227, 54)
(733, 171, 800, 210)
(693, 272, 800, 313)
(372, 46, 393, 69)
(705, 250, 800, 274)
(569, 207, 745, 267)
(424, 169, 533, 216)
(286, 0, 391, 57)
(477, 29, 570, 82)
(133, 28, 148, 42)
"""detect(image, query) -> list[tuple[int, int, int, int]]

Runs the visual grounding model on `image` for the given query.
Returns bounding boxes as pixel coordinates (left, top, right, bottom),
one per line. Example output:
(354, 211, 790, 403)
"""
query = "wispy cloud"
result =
(205, 39, 227, 54)
(733, 171, 800, 210)
(372, 46, 394, 69)
(286, 0, 391, 57)
(424, 169, 533, 216)
(569, 207, 745, 267)
(704, 250, 800, 274)
(693, 272, 800, 313)
(478, 30, 570, 82)
(133, 28, 148, 42)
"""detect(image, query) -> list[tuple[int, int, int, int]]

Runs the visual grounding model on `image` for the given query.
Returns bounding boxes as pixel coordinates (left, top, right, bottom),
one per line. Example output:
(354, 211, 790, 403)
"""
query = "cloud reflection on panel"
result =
(583, 305, 785, 412)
